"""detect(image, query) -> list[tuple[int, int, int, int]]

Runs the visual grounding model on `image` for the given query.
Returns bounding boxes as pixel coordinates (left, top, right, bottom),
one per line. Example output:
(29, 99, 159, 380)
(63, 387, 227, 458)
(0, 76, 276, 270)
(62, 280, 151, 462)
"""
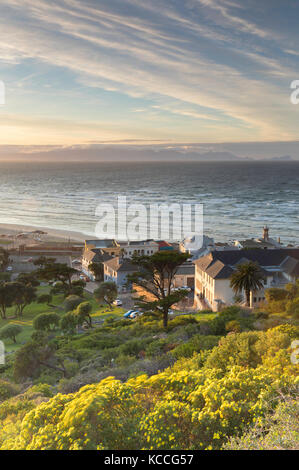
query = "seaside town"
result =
(1, 224, 298, 315)
(0, 0, 298, 454)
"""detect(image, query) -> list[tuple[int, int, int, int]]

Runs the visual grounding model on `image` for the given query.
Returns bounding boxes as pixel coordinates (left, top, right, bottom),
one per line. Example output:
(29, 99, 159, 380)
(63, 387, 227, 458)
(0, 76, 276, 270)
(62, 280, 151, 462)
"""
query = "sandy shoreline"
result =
(0, 222, 87, 245)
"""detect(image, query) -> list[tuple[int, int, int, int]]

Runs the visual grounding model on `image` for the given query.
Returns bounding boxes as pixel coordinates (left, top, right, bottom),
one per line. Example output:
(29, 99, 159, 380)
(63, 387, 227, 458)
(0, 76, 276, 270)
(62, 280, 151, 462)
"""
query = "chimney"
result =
(263, 226, 269, 241)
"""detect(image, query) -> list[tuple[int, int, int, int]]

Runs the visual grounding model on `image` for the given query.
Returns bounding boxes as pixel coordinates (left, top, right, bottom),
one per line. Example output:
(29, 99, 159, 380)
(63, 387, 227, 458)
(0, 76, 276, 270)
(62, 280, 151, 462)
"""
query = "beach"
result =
(0, 222, 86, 248)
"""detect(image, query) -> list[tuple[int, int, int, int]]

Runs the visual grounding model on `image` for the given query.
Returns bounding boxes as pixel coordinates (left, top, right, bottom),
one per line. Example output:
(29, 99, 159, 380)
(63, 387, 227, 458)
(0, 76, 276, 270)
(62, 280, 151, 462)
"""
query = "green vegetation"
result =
(0, 252, 298, 450)
(0, 247, 9, 272)
(230, 261, 265, 306)
(225, 396, 299, 450)
(128, 251, 190, 327)
(94, 281, 118, 309)
(0, 324, 22, 343)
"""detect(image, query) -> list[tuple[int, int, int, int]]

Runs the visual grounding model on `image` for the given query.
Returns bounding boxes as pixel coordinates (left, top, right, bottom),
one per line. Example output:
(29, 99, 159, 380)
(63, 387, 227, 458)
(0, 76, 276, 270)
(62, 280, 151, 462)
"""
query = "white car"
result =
(113, 299, 123, 306)
(6, 266, 13, 272)
(182, 285, 192, 292)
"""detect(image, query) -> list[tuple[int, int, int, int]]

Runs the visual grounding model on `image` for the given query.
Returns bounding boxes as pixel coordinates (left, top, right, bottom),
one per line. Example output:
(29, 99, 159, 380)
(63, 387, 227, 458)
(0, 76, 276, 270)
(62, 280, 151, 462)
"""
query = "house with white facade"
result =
(194, 248, 299, 311)
(81, 248, 112, 281)
(118, 240, 159, 258)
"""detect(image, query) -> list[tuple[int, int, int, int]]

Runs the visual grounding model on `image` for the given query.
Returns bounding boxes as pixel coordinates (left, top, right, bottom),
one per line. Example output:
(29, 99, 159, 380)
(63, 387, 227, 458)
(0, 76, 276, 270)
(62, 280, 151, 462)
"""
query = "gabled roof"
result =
(83, 248, 112, 263)
(280, 256, 299, 277)
(206, 260, 234, 279)
(194, 248, 299, 280)
(103, 257, 136, 273)
(176, 262, 195, 275)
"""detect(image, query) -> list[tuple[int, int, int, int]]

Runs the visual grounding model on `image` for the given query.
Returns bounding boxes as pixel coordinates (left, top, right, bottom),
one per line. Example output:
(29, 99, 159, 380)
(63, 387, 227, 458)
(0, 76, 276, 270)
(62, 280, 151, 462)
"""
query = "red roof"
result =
(157, 240, 172, 248)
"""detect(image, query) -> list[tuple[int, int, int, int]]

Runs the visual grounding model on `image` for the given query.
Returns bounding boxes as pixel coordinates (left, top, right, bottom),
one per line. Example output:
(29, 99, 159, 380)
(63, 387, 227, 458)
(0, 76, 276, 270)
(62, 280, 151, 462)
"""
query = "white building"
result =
(119, 240, 159, 258)
(194, 248, 299, 311)
(233, 226, 282, 250)
(81, 248, 113, 281)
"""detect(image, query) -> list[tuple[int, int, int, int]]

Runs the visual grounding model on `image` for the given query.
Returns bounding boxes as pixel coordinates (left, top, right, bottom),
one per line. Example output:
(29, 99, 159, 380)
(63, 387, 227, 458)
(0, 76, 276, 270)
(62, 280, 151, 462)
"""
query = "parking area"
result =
(8, 254, 73, 277)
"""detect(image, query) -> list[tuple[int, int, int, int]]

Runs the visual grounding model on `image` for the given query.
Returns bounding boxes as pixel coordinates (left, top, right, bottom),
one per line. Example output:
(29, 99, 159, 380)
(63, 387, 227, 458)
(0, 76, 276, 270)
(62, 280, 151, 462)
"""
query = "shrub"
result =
(145, 339, 169, 358)
(60, 312, 77, 334)
(33, 313, 60, 331)
(0, 324, 22, 343)
(37, 294, 52, 305)
(0, 380, 18, 402)
(172, 335, 219, 359)
(225, 396, 299, 450)
(64, 295, 83, 313)
(74, 302, 92, 328)
(225, 320, 242, 333)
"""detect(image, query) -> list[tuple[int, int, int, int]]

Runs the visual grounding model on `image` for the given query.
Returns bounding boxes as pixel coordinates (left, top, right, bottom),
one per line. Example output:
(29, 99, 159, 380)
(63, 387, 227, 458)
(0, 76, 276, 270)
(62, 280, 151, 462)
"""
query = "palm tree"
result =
(230, 261, 265, 307)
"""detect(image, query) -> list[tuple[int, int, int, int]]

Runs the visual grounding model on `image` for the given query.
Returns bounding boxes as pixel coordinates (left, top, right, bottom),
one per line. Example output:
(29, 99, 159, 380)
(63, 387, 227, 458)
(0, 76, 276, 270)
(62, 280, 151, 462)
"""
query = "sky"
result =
(0, 0, 299, 154)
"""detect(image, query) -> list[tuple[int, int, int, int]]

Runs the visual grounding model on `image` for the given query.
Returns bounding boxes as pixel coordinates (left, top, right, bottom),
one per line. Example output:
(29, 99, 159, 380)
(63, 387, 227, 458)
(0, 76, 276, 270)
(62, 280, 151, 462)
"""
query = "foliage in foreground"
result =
(225, 396, 299, 450)
(0, 325, 297, 450)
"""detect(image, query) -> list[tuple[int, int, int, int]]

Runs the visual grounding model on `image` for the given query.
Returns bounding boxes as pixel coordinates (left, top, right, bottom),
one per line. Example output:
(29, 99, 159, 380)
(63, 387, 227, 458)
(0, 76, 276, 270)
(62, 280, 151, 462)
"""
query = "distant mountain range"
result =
(269, 155, 293, 161)
(0, 146, 295, 162)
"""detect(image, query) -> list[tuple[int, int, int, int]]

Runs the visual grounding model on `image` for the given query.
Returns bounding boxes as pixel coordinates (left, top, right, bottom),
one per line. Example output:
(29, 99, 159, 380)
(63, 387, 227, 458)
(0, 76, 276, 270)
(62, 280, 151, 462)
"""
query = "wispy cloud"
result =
(0, 0, 298, 144)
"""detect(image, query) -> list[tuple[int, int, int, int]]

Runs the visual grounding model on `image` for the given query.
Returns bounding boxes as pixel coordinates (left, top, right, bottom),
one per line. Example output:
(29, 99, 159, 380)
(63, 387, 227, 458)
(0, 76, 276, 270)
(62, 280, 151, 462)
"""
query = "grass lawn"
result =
(0, 287, 125, 353)
(192, 312, 217, 322)
(84, 292, 125, 321)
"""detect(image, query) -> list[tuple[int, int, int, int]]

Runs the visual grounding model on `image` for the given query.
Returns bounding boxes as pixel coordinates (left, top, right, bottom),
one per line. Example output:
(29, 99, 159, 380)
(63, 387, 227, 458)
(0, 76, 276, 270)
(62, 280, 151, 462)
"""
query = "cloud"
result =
(0, 0, 298, 144)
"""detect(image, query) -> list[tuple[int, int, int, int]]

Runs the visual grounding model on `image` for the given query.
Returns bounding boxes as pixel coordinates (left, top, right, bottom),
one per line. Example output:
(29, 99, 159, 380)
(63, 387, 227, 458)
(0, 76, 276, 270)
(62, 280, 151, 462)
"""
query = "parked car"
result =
(129, 310, 139, 319)
(113, 299, 123, 306)
(123, 310, 134, 318)
(6, 266, 13, 272)
(182, 285, 192, 292)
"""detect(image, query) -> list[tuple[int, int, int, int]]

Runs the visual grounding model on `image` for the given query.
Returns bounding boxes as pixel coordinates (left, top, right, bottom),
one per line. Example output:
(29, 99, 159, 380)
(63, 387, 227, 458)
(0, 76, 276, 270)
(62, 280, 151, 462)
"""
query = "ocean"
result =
(0, 160, 298, 244)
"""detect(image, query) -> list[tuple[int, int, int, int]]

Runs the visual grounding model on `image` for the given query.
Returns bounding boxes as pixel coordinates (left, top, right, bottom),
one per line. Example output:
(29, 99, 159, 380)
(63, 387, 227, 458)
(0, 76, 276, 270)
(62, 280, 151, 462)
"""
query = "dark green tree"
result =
(127, 251, 190, 328)
(60, 312, 77, 335)
(89, 262, 104, 281)
(0, 248, 9, 272)
(14, 335, 66, 381)
(37, 293, 52, 306)
(11, 282, 37, 317)
(37, 262, 77, 296)
(17, 272, 40, 287)
(75, 301, 92, 328)
(64, 295, 83, 312)
(94, 281, 118, 310)
(33, 312, 60, 331)
(0, 324, 22, 343)
(0, 282, 15, 319)
(33, 256, 56, 267)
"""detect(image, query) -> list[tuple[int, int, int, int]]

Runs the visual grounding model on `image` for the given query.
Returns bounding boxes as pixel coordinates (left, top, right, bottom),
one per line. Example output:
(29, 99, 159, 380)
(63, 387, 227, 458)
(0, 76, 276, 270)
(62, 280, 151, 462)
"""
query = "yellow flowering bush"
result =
(0, 327, 297, 450)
